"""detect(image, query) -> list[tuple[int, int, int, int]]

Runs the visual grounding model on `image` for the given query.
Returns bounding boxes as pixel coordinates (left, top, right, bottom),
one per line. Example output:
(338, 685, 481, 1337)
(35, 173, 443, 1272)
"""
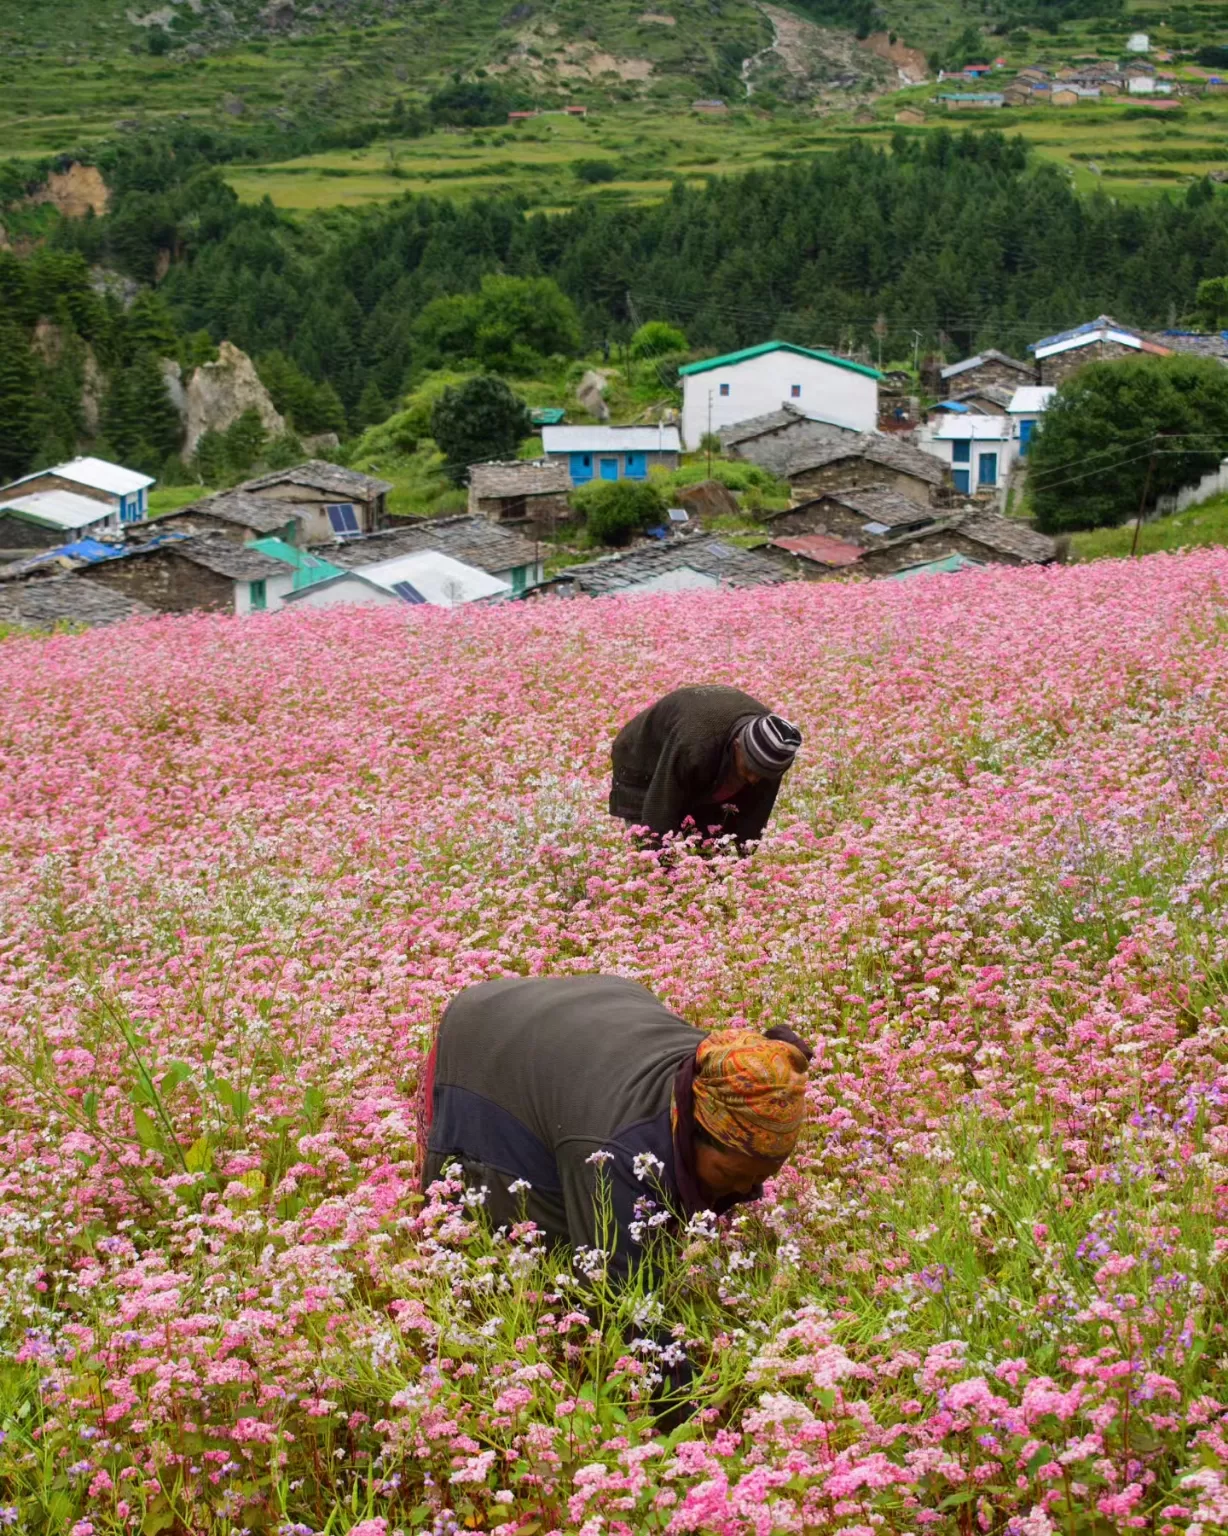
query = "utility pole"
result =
(1130, 448, 1157, 558)
(912, 330, 923, 376)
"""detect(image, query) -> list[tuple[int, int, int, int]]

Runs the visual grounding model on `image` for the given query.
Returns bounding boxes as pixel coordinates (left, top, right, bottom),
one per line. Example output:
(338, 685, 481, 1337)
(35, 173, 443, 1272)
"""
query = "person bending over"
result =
(609, 684, 802, 848)
(418, 974, 811, 1272)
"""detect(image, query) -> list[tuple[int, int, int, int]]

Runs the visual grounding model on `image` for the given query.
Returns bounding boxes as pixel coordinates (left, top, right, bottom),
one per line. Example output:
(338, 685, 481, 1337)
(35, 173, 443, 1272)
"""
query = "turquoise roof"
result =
(250, 537, 345, 592)
(678, 341, 881, 381)
(888, 553, 981, 580)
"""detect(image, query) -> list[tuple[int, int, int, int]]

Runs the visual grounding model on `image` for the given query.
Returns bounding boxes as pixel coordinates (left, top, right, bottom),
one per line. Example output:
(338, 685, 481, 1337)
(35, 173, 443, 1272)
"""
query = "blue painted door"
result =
(569, 452, 593, 484)
(600, 458, 619, 481)
(978, 453, 998, 487)
(1019, 420, 1034, 456)
(624, 452, 646, 480)
(953, 468, 971, 495)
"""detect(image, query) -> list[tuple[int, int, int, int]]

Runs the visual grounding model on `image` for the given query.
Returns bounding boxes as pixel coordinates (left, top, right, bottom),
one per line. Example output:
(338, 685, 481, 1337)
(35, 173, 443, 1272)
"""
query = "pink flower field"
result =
(3, 553, 1228, 1536)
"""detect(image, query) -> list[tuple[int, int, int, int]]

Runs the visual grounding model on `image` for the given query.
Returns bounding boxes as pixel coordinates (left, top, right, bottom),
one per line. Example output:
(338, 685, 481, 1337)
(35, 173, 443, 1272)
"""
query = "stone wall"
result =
(944, 358, 1035, 396)
(0, 515, 62, 552)
(769, 500, 874, 543)
(1038, 341, 1139, 386)
(85, 551, 234, 614)
(476, 492, 572, 531)
(788, 460, 935, 506)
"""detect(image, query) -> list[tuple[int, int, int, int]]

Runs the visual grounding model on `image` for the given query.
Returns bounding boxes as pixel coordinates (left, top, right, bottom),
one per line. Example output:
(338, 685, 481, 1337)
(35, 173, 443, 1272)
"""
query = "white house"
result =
(1126, 31, 1150, 52)
(541, 426, 682, 486)
(920, 416, 1016, 495)
(282, 549, 510, 610)
(678, 342, 881, 448)
(0, 457, 155, 525)
(1007, 385, 1056, 458)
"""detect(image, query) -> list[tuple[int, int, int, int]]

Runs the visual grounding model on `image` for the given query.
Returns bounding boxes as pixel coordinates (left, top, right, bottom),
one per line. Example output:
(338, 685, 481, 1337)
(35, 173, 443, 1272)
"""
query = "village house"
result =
(940, 349, 1035, 397)
(920, 415, 1015, 495)
(691, 99, 729, 115)
(0, 488, 125, 553)
(314, 514, 546, 596)
(0, 456, 154, 528)
(763, 509, 1056, 581)
(1007, 385, 1057, 456)
(679, 342, 881, 447)
(762, 532, 865, 578)
(939, 92, 1005, 109)
(235, 461, 392, 542)
(541, 425, 681, 486)
(946, 384, 1016, 414)
(548, 535, 786, 598)
(0, 574, 155, 629)
(281, 550, 510, 611)
(81, 533, 292, 615)
(467, 460, 572, 529)
(248, 538, 345, 597)
(1127, 31, 1150, 52)
(895, 107, 926, 125)
(1051, 88, 1080, 106)
(719, 404, 859, 477)
(151, 490, 308, 546)
(765, 485, 937, 544)
(1029, 315, 1171, 385)
(784, 433, 949, 506)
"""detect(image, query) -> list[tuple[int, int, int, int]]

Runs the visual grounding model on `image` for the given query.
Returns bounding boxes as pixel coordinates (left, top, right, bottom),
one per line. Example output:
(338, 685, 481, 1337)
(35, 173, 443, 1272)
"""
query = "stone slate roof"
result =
(949, 384, 1015, 409)
(0, 574, 154, 628)
(718, 403, 812, 448)
(955, 512, 1056, 564)
(239, 460, 393, 500)
(799, 484, 937, 530)
(941, 349, 1035, 381)
(318, 514, 540, 576)
(785, 433, 947, 485)
(172, 536, 290, 582)
(1155, 331, 1228, 361)
(159, 491, 308, 535)
(726, 419, 862, 478)
(558, 535, 788, 596)
(469, 460, 571, 499)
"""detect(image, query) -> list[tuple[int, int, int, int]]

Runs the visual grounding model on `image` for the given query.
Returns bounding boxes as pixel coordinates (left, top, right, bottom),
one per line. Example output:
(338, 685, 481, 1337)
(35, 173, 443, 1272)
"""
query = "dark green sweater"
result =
(608, 684, 780, 843)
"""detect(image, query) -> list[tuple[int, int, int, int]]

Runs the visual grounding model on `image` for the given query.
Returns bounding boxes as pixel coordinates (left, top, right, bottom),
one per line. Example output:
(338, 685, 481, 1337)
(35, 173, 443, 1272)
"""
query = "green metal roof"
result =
(888, 553, 981, 580)
(250, 536, 346, 592)
(530, 407, 567, 426)
(677, 341, 882, 381)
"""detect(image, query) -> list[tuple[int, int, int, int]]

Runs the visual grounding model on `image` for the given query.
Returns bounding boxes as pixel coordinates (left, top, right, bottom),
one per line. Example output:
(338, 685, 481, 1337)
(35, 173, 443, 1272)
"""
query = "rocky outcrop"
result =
(82, 350, 106, 437)
(576, 369, 610, 422)
(183, 341, 286, 456)
(31, 163, 110, 219)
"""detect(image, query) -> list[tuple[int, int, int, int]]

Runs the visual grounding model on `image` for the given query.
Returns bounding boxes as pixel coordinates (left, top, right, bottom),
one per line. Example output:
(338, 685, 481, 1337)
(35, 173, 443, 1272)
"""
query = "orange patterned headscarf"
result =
(692, 1028, 809, 1159)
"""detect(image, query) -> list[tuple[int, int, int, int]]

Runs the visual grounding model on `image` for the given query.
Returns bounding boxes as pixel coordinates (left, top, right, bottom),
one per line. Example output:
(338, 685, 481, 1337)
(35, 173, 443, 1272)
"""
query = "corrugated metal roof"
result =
(541, 425, 682, 454)
(933, 416, 1013, 440)
(1008, 386, 1057, 414)
(889, 553, 982, 580)
(0, 490, 116, 531)
(678, 341, 881, 382)
(361, 550, 511, 606)
(47, 457, 154, 496)
(249, 537, 345, 591)
(772, 534, 863, 568)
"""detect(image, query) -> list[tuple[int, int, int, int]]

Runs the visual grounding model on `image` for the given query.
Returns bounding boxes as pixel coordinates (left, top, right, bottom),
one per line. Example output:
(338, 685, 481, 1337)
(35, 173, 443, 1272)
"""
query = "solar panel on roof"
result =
(327, 504, 360, 535)
(391, 580, 427, 604)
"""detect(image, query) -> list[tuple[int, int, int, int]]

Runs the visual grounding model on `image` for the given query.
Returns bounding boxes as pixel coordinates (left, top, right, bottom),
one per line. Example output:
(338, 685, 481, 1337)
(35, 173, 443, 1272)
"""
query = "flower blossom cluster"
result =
(1, 553, 1228, 1534)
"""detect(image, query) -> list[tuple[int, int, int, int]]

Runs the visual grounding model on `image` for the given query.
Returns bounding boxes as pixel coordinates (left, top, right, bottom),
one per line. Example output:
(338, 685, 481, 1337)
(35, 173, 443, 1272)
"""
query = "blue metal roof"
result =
(934, 401, 971, 413)
(1028, 314, 1136, 354)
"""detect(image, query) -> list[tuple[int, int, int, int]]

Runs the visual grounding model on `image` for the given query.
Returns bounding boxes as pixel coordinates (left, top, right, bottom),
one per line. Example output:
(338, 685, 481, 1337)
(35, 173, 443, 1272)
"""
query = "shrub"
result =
(572, 158, 619, 184)
(573, 477, 667, 545)
(630, 321, 688, 359)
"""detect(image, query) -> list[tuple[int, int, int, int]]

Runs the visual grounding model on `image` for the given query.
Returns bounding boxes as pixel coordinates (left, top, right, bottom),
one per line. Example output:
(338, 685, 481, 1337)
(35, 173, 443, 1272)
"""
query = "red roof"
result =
(773, 534, 863, 568)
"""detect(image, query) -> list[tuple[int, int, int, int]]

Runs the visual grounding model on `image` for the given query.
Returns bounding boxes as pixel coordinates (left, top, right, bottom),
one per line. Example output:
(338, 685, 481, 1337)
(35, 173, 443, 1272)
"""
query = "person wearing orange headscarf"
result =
(417, 975, 812, 1272)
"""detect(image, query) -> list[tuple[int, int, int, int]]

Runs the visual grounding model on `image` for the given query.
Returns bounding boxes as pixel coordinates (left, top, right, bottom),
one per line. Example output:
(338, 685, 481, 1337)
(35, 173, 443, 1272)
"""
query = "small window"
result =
(790, 384, 801, 398)
(719, 383, 730, 397)
(327, 503, 360, 535)
(952, 440, 971, 463)
(249, 579, 267, 613)
(391, 580, 426, 604)
(582, 455, 591, 468)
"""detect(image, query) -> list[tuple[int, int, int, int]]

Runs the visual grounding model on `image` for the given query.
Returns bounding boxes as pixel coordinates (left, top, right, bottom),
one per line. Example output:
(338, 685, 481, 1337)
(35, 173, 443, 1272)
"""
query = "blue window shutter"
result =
(952, 440, 971, 463)
(953, 468, 971, 495)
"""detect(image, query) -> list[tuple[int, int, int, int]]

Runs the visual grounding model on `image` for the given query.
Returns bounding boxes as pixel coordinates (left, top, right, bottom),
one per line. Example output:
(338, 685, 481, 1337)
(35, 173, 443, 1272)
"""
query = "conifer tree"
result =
(0, 325, 40, 481)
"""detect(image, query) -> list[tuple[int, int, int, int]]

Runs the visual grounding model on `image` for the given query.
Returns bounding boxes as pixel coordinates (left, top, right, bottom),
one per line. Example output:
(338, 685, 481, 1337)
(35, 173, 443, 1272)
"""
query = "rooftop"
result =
(949, 384, 1016, 409)
(677, 341, 882, 382)
(0, 574, 154, 628)
(557, 535, 788, 596)
(541, 425, 682, 454)
(940, 350, 1034, 381)
(786, 432, 947, 484)
(159, 490, 309, 535)
(799, 485, 936, 530)
(771, 533, 864, 569)
(468, 460, 572, 499)
(317, 514, 540, 577)
(1029, 315, 1144, 358)
(238, 460, 394, 500)
(1009, 386, 1058, 414)
(932, 416, 1014, 441)
(0, 489, 118, 532)
(171, 536, 290, 583)
(18, 456, 155, 497)
(955, 512, 1056, 564)
(249, 537, 345, 591)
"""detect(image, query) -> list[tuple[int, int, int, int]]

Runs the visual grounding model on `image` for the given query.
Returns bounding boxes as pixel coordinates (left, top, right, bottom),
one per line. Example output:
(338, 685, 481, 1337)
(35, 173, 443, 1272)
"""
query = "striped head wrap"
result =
(692, 1028, 809, 1159)
(740, 714, 802, 778)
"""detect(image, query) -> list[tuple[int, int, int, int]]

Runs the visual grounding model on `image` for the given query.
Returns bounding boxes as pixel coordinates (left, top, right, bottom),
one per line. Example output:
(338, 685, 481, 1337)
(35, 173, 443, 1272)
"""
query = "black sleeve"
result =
(728, 777, 780, 844)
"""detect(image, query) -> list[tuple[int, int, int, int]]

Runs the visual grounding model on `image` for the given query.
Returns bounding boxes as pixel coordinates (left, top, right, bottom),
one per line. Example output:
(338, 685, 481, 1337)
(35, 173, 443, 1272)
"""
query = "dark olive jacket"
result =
(608, 684, 780, 843)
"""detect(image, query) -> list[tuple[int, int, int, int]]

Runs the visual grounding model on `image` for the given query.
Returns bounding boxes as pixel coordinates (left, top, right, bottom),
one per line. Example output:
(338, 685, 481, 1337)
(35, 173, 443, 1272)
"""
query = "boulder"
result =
(183, 341, 286, 456)
(303, 431, 341, 454)
(81, 349, 106, 437)
(674, 478, 740, 522)
(576, 369, 610, 422)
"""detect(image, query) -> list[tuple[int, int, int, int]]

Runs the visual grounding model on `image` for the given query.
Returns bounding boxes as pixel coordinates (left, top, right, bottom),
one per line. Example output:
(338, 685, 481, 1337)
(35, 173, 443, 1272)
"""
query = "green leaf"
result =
(184, 1135, 212, 1172)
(142, 1507, 177, 1535)
(133, 1106, 161, 1149)
(1026, 1447, 1052, 1476)
(939, 1490, 976, 1510)
(160, 1061, 192, 1098)
(239, 1168, 266, 1196)
(304, 1085, 326, 1122)
(82, 1089, 98, 1121)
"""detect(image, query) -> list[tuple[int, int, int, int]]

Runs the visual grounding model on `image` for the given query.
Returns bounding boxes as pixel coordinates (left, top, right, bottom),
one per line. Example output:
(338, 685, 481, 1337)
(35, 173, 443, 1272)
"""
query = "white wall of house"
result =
(281, 576, 402, 610)
(919, 419, 1017, 495)
(681, 351, 878, 447)
(234, 570, 295, 615)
